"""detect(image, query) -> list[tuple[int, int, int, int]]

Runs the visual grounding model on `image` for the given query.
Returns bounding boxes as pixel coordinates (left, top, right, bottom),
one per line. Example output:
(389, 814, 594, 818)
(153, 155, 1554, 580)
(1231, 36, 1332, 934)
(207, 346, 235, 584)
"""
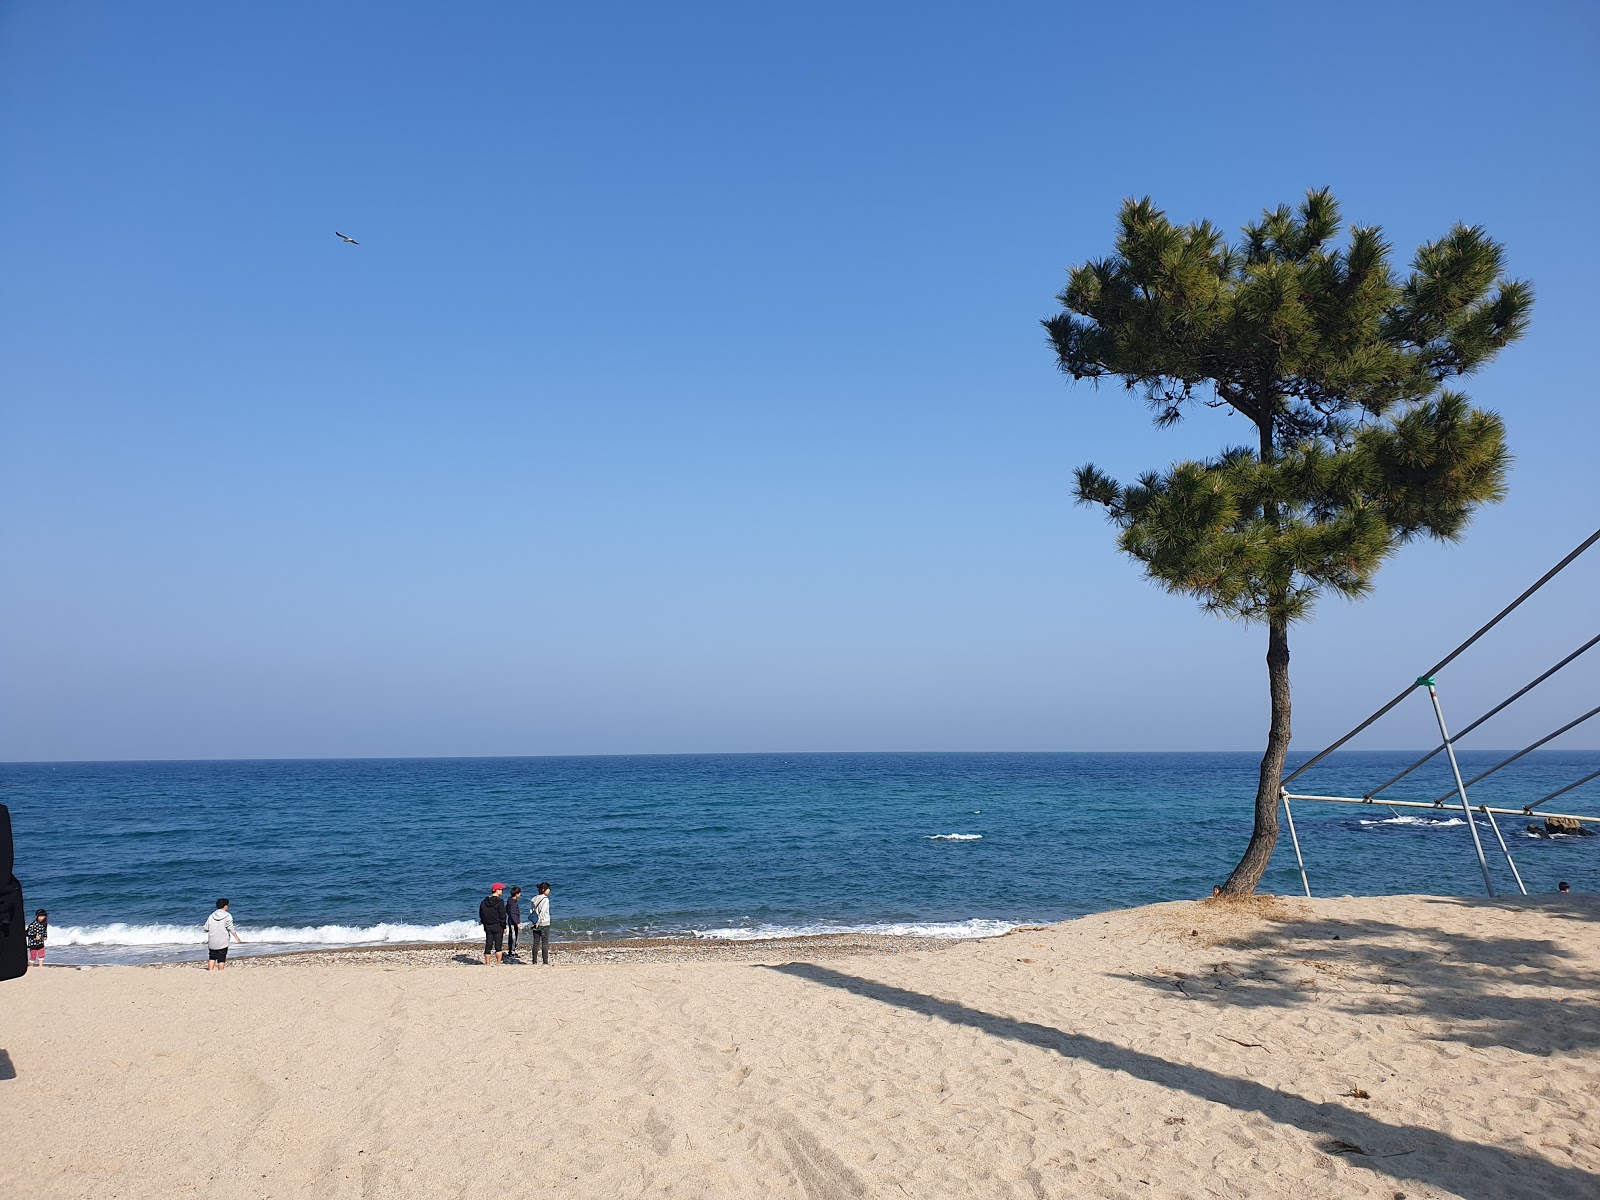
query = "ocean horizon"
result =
(8, 749, 1596, 965)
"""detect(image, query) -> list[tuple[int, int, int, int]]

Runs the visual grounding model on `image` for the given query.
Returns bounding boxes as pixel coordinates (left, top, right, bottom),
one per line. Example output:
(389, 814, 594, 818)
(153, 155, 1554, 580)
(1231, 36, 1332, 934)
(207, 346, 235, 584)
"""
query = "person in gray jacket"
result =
(205, 899, 243, 971)
(528, 882, 552, 965)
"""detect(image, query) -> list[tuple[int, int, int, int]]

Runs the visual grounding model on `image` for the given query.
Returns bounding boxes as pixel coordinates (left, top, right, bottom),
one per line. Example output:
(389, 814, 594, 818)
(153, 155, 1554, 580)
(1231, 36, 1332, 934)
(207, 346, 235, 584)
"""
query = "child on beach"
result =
(505, 886, 522, 958)
(25, 909, 47, 966)
(205, 899, 243, 970)
(529, 882, 552, 965)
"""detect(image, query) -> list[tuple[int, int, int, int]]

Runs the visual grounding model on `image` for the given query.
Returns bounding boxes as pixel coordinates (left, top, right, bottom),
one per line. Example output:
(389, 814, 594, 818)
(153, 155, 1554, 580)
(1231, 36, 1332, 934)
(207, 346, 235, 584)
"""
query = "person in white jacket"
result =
(204, 899, 244, 971)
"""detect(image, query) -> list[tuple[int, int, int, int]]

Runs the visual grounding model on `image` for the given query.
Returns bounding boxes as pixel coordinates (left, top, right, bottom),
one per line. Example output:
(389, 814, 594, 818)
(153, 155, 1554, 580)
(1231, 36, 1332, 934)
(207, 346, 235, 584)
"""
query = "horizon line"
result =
(5, 746, 1597, 768)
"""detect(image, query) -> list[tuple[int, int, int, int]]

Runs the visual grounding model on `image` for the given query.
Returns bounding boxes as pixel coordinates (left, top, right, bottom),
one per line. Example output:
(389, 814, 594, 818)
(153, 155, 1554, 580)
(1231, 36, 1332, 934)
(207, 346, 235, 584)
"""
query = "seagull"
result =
(335, 231, 360, 245)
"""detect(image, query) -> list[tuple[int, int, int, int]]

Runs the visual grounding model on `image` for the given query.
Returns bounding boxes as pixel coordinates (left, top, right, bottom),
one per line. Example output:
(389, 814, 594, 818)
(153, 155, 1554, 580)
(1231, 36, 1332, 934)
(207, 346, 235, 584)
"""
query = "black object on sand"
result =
(0, 804, 27, 981)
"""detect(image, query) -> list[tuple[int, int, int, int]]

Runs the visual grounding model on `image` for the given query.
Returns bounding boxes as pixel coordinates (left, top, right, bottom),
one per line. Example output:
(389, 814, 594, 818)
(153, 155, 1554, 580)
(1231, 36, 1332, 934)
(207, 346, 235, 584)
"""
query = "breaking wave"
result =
(48, 920, 482, 949)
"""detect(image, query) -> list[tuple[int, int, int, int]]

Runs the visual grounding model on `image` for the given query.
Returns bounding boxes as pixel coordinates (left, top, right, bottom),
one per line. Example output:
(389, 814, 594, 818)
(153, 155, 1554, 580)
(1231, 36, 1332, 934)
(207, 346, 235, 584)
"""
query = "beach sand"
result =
(2, 894, 1596, 1199)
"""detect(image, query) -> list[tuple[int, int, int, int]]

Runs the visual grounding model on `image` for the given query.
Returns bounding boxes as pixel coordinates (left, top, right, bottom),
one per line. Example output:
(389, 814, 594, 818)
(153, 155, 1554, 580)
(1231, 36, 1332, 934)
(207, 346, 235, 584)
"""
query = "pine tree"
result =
(1045, 189, 1531, 894)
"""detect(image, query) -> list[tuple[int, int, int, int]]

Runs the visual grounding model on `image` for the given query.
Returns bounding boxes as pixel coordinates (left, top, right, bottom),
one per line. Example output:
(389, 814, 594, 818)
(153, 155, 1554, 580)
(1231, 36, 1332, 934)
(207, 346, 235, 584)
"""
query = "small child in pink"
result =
(25, 909, 48, 965)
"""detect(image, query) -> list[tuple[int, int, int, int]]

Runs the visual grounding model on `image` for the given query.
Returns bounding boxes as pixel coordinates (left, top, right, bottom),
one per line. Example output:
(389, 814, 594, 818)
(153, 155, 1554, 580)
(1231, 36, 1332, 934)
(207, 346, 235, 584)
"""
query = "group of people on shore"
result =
(478, 881, 551, 966)
(32, 889, 552, 974)
(22, 898, 247, 973)
(196, 886, 549, 972)
(198, 886, 548, 972)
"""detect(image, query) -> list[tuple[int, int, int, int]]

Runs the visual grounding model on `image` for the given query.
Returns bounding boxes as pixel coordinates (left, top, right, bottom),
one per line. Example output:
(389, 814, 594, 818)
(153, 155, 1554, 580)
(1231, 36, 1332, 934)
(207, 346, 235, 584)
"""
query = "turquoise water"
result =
(5, 751, 1596, 964)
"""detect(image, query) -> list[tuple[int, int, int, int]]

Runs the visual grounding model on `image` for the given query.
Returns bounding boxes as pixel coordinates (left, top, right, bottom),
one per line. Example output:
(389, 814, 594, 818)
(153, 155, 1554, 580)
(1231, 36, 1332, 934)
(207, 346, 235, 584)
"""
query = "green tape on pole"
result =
(1415, 676, 1435, 687)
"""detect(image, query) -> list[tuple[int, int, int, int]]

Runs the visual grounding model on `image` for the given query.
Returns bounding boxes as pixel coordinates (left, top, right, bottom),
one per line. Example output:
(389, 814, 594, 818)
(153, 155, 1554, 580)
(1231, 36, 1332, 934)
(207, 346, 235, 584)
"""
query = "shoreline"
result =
(128, 925, 1050, 969)
(48, 886, 1596, 969)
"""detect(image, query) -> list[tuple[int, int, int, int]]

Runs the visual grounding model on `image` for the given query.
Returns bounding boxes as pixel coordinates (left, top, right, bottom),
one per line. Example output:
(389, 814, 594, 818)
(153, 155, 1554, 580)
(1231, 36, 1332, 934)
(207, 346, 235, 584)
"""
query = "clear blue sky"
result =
(2, 1, 1596, 760)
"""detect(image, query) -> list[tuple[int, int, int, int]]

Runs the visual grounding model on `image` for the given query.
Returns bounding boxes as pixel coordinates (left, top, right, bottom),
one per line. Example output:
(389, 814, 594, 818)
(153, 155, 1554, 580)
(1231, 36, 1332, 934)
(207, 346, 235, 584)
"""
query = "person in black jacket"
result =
(504, 886, 522, 959)
(479, 883, 507, 966)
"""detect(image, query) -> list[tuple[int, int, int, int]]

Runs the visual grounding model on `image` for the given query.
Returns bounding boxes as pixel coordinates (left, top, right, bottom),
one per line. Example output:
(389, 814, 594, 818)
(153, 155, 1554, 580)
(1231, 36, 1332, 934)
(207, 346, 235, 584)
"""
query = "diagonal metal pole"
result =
(1479, 806, 1527, 896)
(1279, 793, 1312, 897)
(1421, 677, 1495, 896)
(1525, 766, 1600, 813)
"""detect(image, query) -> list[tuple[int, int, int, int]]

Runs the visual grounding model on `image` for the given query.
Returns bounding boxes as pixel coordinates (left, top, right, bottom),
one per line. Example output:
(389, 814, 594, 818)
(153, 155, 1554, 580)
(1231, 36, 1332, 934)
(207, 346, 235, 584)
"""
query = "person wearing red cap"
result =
(479, 883, 507, 966)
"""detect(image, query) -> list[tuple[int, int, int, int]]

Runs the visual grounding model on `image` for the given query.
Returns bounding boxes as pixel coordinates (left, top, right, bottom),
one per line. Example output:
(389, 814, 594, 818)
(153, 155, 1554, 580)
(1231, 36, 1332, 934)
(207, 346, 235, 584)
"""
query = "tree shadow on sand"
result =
(1114, 894, 1600, 1057)
(763, 962, 1597, 1200)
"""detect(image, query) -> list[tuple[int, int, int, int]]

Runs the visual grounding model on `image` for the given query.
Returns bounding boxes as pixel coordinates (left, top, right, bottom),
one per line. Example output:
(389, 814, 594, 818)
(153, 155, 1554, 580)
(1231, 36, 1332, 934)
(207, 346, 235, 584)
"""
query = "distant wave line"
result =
(45, 915, 1027, 949)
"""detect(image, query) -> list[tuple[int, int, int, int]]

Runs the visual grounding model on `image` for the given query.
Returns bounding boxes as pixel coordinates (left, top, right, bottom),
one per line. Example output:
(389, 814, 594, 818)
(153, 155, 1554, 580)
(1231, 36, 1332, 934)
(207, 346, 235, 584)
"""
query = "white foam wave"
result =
(693, 918, 1022, 942)
(925, 833, 984, 841)
(1357, 815, 1466, 828)
(49, 920, 481, 949)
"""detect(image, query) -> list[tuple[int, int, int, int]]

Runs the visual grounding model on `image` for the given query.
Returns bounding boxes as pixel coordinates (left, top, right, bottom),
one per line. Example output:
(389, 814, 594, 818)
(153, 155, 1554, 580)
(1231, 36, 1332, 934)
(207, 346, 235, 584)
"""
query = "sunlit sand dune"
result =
(3, 894, 1596, 1199)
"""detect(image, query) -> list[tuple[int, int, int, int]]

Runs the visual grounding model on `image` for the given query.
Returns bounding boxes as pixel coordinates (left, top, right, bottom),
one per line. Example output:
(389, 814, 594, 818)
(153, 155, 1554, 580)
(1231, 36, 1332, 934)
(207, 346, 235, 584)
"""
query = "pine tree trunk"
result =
(1221, 615, 1291, 895)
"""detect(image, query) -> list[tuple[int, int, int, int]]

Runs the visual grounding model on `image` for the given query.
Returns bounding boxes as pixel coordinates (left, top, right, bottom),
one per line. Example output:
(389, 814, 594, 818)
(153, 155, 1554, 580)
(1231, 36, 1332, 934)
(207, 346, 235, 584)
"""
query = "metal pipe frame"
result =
(1281, 526, 1600, 789)
(1362, 632, 1600, 800)
(1282, 792, 1598, 826)
(1429, 704, 1600, 804)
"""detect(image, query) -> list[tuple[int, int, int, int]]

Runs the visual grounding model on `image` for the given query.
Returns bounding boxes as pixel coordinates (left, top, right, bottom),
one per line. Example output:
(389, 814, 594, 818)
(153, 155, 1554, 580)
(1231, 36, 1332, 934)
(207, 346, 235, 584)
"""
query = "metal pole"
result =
(1422, 677, 1495, 896)
(1280, 792, 1311, 897)
(1479, 806, 1527, 896)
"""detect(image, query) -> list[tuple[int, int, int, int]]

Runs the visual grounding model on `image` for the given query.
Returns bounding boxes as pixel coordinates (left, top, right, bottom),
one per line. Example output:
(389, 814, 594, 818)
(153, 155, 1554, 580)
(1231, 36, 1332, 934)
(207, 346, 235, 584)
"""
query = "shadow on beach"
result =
(1115, 894, 1600, 1057)
(763, 960, 1597, 1200)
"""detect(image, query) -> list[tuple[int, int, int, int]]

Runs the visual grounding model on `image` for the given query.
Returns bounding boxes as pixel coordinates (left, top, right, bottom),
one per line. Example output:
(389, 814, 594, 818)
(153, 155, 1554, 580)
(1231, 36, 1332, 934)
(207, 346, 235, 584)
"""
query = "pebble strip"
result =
(146, 931, 1018, 970)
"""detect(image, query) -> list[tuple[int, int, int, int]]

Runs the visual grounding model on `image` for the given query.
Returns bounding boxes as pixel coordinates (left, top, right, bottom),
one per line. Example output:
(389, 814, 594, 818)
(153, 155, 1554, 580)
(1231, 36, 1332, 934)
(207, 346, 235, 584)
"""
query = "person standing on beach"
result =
(479, 882, 507, 966)
(504, 886, 522, 958)
(25, 909, 48, 967)
(528, 881, 552, 965)
(205, 899, 243, 971)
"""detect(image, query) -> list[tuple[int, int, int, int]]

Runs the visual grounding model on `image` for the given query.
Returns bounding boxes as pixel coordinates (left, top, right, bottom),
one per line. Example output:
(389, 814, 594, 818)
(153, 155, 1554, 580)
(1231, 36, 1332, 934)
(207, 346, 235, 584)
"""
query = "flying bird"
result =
(335, 231, 360, 245)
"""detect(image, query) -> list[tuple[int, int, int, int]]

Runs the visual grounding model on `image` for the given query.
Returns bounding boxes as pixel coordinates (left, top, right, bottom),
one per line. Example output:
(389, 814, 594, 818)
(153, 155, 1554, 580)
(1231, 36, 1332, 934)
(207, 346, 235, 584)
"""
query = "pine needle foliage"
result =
(1045, 189, 1530, 893)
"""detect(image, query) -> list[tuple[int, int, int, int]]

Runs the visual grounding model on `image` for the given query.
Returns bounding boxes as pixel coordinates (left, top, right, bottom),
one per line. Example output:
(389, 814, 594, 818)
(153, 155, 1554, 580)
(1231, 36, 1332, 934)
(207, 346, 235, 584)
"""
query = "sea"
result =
(6, 750, 1597, 966)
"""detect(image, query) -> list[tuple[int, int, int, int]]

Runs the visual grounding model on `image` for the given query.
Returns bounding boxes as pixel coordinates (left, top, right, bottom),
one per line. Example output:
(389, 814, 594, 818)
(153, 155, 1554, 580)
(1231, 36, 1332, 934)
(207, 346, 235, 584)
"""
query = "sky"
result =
(1, 1, 1597, 761)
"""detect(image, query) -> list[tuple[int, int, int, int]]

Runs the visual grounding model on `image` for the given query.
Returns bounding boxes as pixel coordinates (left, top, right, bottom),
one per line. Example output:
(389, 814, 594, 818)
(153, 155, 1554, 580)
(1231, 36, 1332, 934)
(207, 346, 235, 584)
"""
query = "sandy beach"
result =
(3, 893, 1596, 1200)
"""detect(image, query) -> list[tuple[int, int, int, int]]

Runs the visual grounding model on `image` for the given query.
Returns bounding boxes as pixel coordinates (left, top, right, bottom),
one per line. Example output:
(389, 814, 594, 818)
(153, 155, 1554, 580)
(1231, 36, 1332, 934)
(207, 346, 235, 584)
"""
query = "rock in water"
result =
(1544, 816, 1595, 837)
